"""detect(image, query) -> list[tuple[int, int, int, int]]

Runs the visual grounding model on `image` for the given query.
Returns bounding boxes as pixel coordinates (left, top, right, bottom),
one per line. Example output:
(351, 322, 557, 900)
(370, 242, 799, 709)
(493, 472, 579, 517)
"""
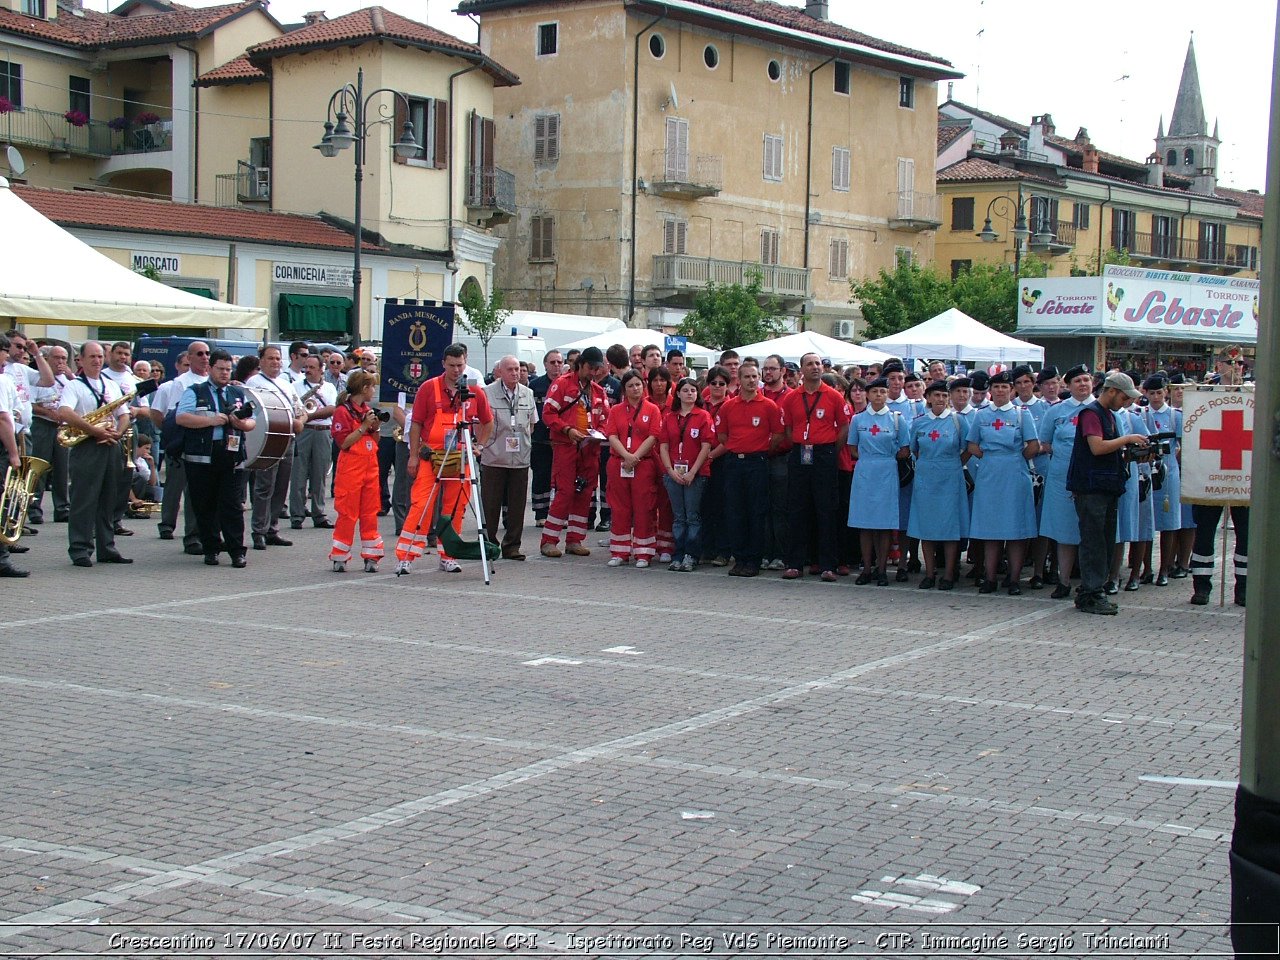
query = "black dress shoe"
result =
(98, 553, 133, 564)
(26, 516, 42, 525)
(265, 534, 293, 547)
(159, 530, 174, 540)
(978, 581, 997, 595)
(21, 525, 36, 536)
(1051, 582, 1072, 600)
(1007, 584, 1022, 596)
(854, 571, 872, 585)
(938, 578, 955, 591)
(1104, 579, 1119, 595)
(290, 520, 303, 530)
(113, 524, 134, 536)
(54, 515, 69, 523)
(252, 535, 266, 551)
(1027, 576, 1044, 590)
(204, 554, 220, 566)
(184, 543, 204, 556)
(1155, 573, 1169, 586)
(876, 573, 889, 587)
(71, 557, 93, 568)
(0, 565, 30, 577)
(231, 554, 248, 568)
(906, 558, 921, 573)
(895, 568, 909, 583)
(918, 576, 936, 590)
(596, 519, 612, 532)
(313, 518, 334, 529)
(8, 544, 28, 553)
(1140, 572, 1154, 585)
(1124, 576, 1140, 592)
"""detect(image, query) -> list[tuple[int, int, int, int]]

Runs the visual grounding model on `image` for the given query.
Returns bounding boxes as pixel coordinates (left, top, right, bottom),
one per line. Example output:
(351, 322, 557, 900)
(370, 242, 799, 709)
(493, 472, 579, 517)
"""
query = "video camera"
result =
(1123, 431, 1175, 463)
(456, 374, 474, 403)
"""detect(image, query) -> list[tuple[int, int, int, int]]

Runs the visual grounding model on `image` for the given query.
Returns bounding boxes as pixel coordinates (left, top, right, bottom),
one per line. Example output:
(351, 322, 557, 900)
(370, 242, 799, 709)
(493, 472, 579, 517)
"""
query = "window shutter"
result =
(547, 113, 559, 161)
(433, 100, 449, 168)
(394, 96, 409, 165)
(665, 118, 687, 181)
(482, 117, 495, 170)
(543, 216, 555, 259)
(664, 219, 676, 254)
(534, 115, 546, 162)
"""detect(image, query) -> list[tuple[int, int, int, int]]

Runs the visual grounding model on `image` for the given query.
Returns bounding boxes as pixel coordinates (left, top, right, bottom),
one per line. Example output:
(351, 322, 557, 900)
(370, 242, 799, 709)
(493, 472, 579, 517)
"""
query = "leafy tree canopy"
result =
(677, 272, 787, 351)
(457, 286, 512, 371)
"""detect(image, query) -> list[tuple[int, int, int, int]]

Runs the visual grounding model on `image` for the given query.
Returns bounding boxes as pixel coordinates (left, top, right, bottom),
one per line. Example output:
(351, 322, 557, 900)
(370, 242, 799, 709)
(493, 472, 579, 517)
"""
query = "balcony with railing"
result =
(888, 190, 942, 231)
(215, 161, 270, 207)
(0, 106, 173, 160)
(651, 255, 810, 304)
(1027, 219, 1076, 255)
(647, 149, 722, 199)
(1122, 232, 1245, 271)
(465, 165, 516, 225)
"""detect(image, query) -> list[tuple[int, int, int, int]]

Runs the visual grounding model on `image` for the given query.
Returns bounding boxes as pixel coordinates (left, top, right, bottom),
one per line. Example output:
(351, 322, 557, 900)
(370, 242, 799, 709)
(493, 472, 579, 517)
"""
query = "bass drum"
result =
(242, 385, 295, 470)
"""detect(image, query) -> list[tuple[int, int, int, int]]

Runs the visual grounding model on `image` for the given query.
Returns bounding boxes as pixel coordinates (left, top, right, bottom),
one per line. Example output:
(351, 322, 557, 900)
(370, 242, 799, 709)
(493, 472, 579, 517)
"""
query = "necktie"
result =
(217, 387, 227, 413)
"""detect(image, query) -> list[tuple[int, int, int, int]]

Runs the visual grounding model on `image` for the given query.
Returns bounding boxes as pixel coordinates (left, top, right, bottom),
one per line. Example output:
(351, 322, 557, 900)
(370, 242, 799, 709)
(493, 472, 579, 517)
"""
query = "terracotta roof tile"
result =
(248, 7, 519, 85)
(0, 0, 263, 49)
(196, 54, 267, 86)
(457, 0, 956, 74)
(937, 121, 968, 153)
(1212, 186, 1266, 219)
(13, 185, 381, 252)
(937, 157, 1058, 186)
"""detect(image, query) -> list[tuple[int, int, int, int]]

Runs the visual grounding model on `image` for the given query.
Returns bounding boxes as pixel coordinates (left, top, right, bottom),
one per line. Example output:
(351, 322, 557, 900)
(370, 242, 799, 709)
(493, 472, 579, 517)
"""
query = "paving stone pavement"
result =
(0, 511, 1244, 956)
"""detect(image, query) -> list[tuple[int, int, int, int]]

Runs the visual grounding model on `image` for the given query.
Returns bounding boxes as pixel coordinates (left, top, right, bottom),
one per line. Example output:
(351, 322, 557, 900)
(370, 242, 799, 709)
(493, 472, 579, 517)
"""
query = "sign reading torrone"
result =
(131, 252, 181, 275)
(272, 262, 354, 288)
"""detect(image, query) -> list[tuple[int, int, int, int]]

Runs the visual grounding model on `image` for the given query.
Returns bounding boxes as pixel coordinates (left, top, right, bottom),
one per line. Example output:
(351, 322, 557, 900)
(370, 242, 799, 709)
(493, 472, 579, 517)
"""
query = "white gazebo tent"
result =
(557, 330, 719, 366)
(731, 331, 893, 367)
(0, 177, 267, 330)
(863, 307, 1043, 364)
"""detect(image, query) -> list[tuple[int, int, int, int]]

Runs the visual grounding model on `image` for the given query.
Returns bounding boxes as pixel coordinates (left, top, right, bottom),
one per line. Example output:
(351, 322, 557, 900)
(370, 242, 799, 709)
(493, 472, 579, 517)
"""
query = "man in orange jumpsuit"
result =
(395, 344, 494, 575)
(540, 346, 610, 557)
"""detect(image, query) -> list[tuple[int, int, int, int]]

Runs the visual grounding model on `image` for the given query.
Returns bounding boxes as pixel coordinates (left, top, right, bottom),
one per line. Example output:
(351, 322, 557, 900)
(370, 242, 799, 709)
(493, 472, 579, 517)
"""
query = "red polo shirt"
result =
(778, 383, 852, 445)
(661, 407, 716, 476)
(714, 392, 782, 454)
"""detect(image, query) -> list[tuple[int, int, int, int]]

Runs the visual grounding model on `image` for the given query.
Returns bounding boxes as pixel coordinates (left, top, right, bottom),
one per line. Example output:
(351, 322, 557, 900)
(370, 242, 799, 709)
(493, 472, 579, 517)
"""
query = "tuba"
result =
(57, 391, 135, 448)
(0, 456, 51, 545)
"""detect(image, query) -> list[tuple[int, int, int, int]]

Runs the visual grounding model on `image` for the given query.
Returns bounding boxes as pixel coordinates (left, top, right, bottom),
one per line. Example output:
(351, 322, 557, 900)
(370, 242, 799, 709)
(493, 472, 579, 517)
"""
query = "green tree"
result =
(849, 260, 952, 340)
(677, 272, 787, 351)
(1070, 247, 1132, 277)
(457, 286, 512, 371)
(952, 259, 1049, 332)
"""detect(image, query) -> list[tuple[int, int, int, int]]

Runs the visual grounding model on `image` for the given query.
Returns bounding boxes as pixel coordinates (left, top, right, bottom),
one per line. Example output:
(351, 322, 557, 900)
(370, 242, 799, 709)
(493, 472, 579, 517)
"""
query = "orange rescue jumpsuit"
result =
(329, 402, 385, 564)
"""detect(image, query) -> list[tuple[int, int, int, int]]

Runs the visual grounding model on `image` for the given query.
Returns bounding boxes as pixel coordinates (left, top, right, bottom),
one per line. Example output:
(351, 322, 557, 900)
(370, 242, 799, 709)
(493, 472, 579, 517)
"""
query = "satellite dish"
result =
(668, 81, 680, 111)
(5, 145, 25, 177)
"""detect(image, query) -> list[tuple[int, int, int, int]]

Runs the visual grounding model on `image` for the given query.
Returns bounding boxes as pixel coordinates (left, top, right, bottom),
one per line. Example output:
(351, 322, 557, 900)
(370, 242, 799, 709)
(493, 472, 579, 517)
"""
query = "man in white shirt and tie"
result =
(247, 344, 306, 550)
(149, 342, 210, 554)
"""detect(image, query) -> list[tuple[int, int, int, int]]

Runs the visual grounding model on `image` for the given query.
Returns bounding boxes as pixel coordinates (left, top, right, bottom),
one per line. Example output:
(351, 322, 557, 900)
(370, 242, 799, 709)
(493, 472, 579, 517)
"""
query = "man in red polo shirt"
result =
(710, 359, 783, 577)
(759, 352, 791, 571)
(778, 352, 852, 581)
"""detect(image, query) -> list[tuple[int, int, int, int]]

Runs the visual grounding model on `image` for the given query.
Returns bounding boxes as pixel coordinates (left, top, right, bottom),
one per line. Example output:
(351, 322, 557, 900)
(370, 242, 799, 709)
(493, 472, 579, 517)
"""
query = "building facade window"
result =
(1072, 202, 1090, 230)
(950, 259, 972, 280)
(703, 44, 720, 69)
(760, 228, 780, 265)
(831, 146, 850, 192)
(951, 196, 974, 231)
(530, 215, 555, 260)
(1235, 244, 1258, 270)
(536, 22, 558, 57)
(69, 76, 90, 118)
(1111, 208, 1136, 251)
(767, 59, 781, 82)
(1184, 147, 1195, 167)
(663, 218, 687, 255)
(895, 245, 914, 266)
(762, 134, 783, 182)
(829, 238, 849, 280)
(833, 61, 851, 95)
(1030, 196, 1059, 234)
(1198, 221, 1224, 263)
(1166, 149, 1177, 167)
(534, 113, 560, 163)
(898, 76, 914, 108)
(396, 96, 447, 167)
(1152, 214, 1177, 257)
(1, 62, 21, 109)
(664, 117, 689, 181)
(21, 0, 45, 16)
(648, 33, 665, 58)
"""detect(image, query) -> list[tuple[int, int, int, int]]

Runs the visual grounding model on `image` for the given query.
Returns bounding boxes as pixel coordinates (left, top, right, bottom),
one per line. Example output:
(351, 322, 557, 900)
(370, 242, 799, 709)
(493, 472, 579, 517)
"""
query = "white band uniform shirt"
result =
(295, 379, 339, 427)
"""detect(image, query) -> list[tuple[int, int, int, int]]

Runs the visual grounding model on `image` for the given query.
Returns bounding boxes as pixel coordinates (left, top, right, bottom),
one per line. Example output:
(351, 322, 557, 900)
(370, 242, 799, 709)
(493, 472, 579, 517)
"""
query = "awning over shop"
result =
(178, 287, 217, 299)
(278, 293, 352, 334)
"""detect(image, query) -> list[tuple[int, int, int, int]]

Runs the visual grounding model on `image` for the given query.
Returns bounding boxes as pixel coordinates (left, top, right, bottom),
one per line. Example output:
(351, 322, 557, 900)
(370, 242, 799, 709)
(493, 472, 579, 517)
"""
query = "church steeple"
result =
(1155, 34, 1220, 193)
(1169, 38, 1207, 136)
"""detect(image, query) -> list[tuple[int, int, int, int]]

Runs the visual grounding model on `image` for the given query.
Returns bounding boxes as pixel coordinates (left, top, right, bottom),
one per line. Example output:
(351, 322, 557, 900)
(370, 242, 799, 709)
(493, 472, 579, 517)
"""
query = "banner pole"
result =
(1220, 511, 1228, 609)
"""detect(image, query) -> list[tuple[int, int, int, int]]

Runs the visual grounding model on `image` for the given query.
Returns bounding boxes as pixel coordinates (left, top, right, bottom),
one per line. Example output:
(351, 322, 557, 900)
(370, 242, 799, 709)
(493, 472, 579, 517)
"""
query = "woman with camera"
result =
(329, 370, 385, 573)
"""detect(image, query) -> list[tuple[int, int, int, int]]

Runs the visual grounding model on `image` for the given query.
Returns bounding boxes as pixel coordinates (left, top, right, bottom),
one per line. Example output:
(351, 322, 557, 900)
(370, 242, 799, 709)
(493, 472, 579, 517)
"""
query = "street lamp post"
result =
(314, 67, 419, 349)
(975, 189, 1035, 278)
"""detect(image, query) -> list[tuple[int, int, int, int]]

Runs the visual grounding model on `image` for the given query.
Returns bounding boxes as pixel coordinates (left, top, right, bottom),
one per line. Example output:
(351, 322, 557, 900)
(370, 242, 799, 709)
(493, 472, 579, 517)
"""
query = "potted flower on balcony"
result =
(107, 115, 130, 131)
(0, 96, 14, 115)
(64, 110, 89, 127)
(135, 111, 161, 127)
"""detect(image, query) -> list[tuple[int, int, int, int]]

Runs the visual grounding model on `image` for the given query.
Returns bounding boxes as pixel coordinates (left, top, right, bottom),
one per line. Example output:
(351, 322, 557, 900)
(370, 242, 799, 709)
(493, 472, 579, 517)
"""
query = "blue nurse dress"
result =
(967, 404, 1037, 541)
(1116, 407, 1152, 544)
(848, 407, 910, 530)
(1018, 396, 1053, 521)
(907, 411, 969, 541)
(1144, 404, 1188, 531)
(1037, 398, 1084, 545)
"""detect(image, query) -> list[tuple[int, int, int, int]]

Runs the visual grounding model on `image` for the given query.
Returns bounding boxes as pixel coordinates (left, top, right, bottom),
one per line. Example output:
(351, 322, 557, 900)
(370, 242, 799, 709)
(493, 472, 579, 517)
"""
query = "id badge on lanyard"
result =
(800, 444, 813, 465)
(226, 434, 241, 453)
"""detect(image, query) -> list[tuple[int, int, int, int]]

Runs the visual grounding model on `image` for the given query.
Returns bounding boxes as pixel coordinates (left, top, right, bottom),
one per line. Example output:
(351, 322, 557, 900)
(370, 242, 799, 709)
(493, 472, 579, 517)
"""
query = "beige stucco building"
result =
(459, 0, 959, 336)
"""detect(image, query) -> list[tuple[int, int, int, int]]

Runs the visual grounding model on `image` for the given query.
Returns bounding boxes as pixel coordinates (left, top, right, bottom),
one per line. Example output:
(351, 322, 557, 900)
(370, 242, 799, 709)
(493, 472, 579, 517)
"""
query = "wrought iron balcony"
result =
(0, 106, 112, 157)
(647, 149, 722, 199)
(466, 165, 516, 225)
(888, 190, 942, 231)
(651, 255, 810, 303)
(215, 161, 270, 207)
(1027, 219, 1076, 254)
(1124, 231, 1243, 270)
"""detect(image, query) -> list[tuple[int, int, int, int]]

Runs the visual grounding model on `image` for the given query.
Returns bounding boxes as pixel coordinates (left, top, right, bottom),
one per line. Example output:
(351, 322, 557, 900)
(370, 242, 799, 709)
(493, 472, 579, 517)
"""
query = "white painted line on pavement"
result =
(1139, 775, 1237, 789)
(880, 874, 981, 896)
(522, 656, 583, 666)
(602, 645, 643, 655)
(851, 890, 958, 914)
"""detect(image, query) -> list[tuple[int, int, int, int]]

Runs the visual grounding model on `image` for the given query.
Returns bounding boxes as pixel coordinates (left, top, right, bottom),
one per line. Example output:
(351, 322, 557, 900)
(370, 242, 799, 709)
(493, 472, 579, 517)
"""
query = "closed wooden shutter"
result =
(394, 96, 409, 165)
(663, 219, 686, 255)
(433, 100, 449, 168)
(665, 117, 688, 181)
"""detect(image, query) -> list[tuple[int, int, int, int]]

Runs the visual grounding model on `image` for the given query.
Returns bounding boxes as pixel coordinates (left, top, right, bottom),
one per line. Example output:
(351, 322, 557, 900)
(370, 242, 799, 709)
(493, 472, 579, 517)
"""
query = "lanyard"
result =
(625, 401, 644, 447)
(800, 389, 820, 439)
(676, 410, 692, 455)
(78, 374, 106, 408)
(502, 388, 518, 420)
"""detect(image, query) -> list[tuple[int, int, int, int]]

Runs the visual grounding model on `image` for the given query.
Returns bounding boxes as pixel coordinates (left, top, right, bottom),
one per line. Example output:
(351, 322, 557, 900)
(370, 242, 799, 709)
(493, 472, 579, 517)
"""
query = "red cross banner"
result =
(1181, 384, 1255, 506)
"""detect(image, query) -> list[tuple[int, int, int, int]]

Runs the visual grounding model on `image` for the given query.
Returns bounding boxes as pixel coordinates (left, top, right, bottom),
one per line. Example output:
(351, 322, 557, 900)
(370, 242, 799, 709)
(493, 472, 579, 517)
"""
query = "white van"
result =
(454, 334, 547, 374)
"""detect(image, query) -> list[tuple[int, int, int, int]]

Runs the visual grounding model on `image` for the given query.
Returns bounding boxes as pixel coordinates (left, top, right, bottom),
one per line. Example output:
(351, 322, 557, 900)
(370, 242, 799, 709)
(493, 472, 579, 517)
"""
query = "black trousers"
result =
(378, 435, 396, 510)
(1191, 504, 1249, 588)
(785, 444, 839, 572)
(186, 449, 246, 557)
(722, 454, 768, 570)
(67, 441, 118, 562)
(531, 440, 553, 520)
(28, 417, 69, 521)
(1074, 492, 1118, 600)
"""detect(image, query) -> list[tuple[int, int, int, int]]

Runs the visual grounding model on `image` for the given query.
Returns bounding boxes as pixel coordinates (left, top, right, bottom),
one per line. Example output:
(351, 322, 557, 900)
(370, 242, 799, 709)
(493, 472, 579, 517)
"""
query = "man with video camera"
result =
(394, 343, 494, 576)
(1067, 371, 1151, 615)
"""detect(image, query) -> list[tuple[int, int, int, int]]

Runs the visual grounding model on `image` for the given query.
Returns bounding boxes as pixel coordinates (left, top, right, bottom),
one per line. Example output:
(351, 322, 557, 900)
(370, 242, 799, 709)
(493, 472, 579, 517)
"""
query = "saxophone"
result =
(0, 456, 51, 545)
(57, 391, 136, 448)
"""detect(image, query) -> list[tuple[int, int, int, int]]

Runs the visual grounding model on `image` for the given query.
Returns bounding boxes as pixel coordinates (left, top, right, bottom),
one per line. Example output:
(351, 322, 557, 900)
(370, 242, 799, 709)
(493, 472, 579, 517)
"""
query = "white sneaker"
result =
(635, 559, 649, 569)
(658, 553, 673, 563)
(331, 560, 347, 573)
(607, 557, 624, 567)
(363, 559, 378, 573)
(395, 560, 411, 577)
(439, 557, 462, 573)
(683, 555, 697, 571)
(767, 558, 786, 571)
(598, 538, 611, 547)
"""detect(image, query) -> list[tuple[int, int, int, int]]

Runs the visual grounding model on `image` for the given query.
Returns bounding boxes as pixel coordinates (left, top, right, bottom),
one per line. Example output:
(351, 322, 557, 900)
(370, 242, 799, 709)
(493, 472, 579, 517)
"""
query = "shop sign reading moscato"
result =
(131, 252, 181, 275)
(1016, 267, 1258, 345)
(1180, 384, 1254, 505)
(272, 262, 354, 288)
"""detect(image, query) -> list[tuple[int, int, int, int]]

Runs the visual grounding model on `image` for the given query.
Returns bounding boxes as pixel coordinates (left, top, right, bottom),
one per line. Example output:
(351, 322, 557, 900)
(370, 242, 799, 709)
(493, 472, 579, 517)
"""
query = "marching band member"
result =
(247, 345, 307, 551)
(100, 341, 141, 537)
(151, 343, 210, 554)
(0, 366, 28, 576)
(539, 347, 609, 559)
(29, 344, 71, 525)
(604, 370, 663, 568)
(847, 376, 909, 586)
(329, 370, 385, 573)
(1038, 365, 1093, 599)
(966, 370, 1039, 595)
(659, 376, 714, 572)
(908, 381, 970, 590)
(290, 355, 338, 529)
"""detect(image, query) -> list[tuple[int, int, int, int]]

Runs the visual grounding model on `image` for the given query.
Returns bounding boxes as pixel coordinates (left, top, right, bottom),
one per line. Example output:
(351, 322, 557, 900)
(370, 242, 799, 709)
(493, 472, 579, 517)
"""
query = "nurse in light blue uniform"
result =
(1143, 375, 1186, 585)
(908, 381, 969, 589)
(1114, 399, 1151, 592)
(1014, 364, 1057, 590)
(849, 377, 910, 586)
(1167, 373, 1197, 576)
(967, 370, 1039, 595)
(1037, 364, 1093, 600)
(883, 363, 919, 558)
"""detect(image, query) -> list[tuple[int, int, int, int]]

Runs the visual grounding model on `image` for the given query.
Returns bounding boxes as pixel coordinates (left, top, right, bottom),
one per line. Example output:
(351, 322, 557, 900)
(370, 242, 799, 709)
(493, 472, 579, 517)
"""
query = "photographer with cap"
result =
(1067, 371, 1150, 615)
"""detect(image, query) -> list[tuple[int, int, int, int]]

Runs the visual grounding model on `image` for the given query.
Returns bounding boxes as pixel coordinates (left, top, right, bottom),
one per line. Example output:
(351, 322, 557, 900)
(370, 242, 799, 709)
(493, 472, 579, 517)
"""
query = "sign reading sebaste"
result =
(1017, 267, 1259, 344)
(380, 302, 455, 403)
(1180, 384, 1254, 505)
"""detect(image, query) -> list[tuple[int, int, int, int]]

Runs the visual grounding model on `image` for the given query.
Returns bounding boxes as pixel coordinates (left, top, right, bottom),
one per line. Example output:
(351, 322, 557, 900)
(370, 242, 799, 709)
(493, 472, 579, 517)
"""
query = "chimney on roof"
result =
(1074, 127, 1090, 145)
(998, 131, 1021, 154)
(1028, 114, 1054, 156)
(805, 0, 828, 19)
(1146, 152, 1165, 188)
(1082, 144, 1099, 174)
(1192, 166, 1217, 196)
(302, 10, 328, 25)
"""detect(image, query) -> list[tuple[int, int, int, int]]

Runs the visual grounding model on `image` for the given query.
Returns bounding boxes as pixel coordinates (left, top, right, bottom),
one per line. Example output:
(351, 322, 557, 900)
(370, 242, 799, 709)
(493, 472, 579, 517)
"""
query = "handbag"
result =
(897, 457, 915, 488)
(1139, 474, 1151, 503)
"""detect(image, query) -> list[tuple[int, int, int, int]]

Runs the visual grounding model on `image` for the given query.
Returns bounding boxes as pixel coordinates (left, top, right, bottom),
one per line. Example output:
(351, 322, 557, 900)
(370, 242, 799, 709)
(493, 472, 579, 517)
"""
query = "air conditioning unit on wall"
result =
(832, 319, 856, 340)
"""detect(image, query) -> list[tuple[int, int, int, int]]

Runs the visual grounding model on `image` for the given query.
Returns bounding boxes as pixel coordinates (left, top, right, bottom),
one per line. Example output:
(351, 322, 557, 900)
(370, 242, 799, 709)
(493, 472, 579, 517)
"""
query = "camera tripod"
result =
(428, 412, 495, 586)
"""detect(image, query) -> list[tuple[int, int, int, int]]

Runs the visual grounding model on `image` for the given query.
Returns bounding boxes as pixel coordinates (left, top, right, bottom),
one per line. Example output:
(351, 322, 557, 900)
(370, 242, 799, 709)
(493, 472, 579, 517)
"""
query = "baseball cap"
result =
(1102, 371, 1141, 399)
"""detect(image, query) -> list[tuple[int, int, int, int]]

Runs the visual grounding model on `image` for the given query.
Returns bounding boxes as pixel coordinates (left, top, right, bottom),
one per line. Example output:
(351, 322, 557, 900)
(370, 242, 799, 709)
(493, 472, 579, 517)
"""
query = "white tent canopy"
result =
(457, 305, 625, 353)
(0, 177, 267, 329)
(556, 330, 719, 365)
(731, 331, 893, 367)
(863, 308, 1043, 364)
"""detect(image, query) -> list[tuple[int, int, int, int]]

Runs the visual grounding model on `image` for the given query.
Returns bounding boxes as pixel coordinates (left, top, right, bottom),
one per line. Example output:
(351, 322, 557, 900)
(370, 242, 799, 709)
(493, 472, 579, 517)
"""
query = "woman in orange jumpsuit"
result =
(329, 370, 385, 573)
(604, 371, 663, 567)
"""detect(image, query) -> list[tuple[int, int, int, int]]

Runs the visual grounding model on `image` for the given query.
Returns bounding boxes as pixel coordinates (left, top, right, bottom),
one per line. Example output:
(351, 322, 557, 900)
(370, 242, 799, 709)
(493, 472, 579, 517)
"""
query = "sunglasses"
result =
(708, 380, 727, 387)
(190, 350, 209, 356)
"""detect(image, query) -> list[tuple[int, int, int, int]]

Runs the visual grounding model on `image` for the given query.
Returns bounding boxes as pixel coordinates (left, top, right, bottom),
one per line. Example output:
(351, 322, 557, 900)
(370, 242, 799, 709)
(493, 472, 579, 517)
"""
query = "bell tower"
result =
(1155, 36, 1220, 193)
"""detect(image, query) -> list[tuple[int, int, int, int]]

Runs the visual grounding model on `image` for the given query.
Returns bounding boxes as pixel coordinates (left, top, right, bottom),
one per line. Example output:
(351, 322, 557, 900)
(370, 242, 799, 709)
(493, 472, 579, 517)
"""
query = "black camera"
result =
(367, 409, 391, 423)
(1125, 430, 1174, 463)
(574, 476, 589, 494)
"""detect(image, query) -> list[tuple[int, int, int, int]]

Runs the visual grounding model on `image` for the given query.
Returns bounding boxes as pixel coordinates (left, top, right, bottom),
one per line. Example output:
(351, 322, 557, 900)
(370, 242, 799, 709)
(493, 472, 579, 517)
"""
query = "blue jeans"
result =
(663, 473, 706, 561)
